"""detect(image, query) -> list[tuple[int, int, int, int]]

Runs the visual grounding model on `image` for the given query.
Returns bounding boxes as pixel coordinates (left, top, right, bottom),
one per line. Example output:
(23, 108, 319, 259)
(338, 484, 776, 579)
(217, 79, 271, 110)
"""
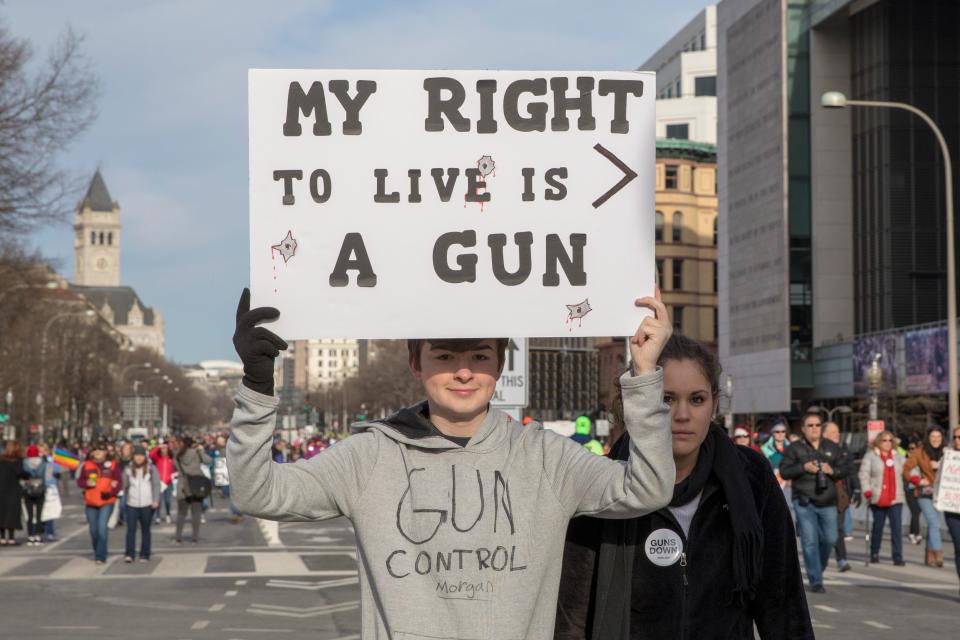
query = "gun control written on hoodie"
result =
(228, 369, 673, 640)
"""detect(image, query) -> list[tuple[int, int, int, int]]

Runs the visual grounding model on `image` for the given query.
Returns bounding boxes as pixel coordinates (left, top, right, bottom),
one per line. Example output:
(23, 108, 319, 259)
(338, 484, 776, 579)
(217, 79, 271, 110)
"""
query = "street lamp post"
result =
(821, 91, 956, 430)
(808, 404, 853, 424)
(867, 353, 884, 422)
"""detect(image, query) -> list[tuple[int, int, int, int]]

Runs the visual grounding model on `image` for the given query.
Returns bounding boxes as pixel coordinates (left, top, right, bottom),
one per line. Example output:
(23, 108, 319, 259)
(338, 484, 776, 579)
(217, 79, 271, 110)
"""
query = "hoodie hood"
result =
(351, 401, 515, 452)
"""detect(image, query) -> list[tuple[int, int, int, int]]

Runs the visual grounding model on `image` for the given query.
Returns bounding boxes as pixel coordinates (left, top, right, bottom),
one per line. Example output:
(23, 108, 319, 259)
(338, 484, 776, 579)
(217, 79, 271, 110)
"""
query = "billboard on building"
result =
(903, 326, 948, 394)
(852, 334, 897, 396)
(718, 0, 791, 413)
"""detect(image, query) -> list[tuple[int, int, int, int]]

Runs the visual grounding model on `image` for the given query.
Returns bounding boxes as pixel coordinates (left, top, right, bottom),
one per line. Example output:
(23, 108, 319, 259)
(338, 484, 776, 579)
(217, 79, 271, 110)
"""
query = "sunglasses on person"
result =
(772, 429, 786, 434)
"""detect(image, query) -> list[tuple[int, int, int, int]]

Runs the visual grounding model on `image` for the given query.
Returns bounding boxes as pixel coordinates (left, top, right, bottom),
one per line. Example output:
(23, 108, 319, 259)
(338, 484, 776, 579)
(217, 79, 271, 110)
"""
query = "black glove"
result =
(852, 490, 862, 509)
(233, 288, 288, 395)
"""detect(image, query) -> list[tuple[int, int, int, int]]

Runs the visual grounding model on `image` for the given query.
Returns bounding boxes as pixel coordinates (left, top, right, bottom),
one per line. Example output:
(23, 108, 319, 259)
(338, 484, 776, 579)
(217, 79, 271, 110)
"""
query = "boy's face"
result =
(411, 339, 502, 420)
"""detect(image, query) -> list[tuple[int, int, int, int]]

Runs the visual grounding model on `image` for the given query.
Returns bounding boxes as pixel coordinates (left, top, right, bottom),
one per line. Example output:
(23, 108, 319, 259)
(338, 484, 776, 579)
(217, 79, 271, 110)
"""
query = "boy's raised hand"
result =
(630, 285, 672, 376)
(233, 288, 288, 395)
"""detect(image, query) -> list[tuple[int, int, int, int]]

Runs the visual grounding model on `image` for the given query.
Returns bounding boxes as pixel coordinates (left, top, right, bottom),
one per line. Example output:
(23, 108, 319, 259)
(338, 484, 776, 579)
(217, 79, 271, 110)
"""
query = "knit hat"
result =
(26, 444, 39, 457)
(733, 426, 750, 438)
(133, 445, 147, 456)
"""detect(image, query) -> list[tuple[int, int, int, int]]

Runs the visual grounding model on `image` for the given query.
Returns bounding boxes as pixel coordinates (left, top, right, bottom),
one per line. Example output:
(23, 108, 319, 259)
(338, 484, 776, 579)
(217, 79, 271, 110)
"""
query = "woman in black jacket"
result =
(555, 335, 813, 640)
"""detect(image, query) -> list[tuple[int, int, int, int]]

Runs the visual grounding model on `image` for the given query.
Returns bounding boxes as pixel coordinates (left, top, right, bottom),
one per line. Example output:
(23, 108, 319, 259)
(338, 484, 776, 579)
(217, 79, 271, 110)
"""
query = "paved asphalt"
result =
(0, 492, 957, 639)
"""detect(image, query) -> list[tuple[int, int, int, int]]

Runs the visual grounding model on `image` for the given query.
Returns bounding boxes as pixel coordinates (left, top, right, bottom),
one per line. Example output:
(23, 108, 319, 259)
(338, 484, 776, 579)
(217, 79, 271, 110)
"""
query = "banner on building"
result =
(903, 326, 948, 394)
(248, 70, 655, 339)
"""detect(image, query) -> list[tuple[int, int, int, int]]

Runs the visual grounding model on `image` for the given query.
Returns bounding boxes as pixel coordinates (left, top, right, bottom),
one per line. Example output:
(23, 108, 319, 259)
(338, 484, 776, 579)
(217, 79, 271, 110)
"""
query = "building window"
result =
(675, 81, 681, 98)
(656, 259, 664, 290)
(666, 123, 689, 140)
(672, 212, 682, 243)
(108, 232, 113, 245)
(666, 86, 672, 99)
(694, 76, 716, 97)
(672, 259, 683, 290)
(99, 232, 104, 245)
(700, 32, 706, 50)
(673, 306, 684, 333)
(91, 231, 96, 245)
(713, 308, 718, 341)
(665, 165, 678, 189)
(655, 211, 664, 241)
(712, 262, 717, 293)
(713, 216, 718, 246)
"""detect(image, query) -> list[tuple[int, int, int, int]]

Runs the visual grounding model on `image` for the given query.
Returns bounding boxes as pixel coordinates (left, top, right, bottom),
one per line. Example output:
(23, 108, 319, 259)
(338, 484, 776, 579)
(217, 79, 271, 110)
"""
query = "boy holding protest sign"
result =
(227, 287, 674, 639)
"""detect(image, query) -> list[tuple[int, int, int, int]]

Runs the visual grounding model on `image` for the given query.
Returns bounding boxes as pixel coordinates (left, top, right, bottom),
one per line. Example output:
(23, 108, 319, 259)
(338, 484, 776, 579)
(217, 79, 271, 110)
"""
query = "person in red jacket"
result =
(149, 440, 175, 524)
(77, 441, 122, 564)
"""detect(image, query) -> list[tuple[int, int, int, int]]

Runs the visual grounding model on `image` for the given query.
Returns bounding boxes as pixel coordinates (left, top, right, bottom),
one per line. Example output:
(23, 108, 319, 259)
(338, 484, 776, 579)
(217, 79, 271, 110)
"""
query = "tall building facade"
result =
(291, 338, 360, 391)
(640, 5, 718, 143)
(656, 139, 719, 344)
(528, 338, 598, 421)
(719, 0, 960, 415)
(70, 171, 165, 354)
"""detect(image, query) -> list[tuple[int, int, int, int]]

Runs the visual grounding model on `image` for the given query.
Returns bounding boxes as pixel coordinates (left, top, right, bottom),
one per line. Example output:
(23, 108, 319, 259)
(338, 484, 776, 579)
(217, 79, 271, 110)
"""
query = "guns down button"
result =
(644, 528, 683, 567)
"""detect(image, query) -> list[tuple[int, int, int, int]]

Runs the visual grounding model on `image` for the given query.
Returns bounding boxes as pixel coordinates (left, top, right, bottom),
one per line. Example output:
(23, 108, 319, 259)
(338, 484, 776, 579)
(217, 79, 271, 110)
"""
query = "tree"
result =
(342, 340, 423, 419)
(0, 20, 98, 236)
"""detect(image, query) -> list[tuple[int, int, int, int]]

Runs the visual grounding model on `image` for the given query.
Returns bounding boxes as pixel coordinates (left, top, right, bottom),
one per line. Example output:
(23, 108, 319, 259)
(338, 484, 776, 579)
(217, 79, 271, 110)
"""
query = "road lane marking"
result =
(191, 620, 210, 630)
(266, 577, 359, 591)
(235, 579, 248, 586)
(864, 620, 892, 629)
(814, 605, 840, 613)
(223, 630, 293, 634)
(224, 590, 238, 597)
(41, 627, 102, 630)
(209, 603, 225, 612)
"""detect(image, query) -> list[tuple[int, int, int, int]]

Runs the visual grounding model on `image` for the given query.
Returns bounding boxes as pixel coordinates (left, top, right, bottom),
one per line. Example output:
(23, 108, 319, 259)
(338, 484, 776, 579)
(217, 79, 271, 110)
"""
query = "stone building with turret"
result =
(70, 171, 165, 354)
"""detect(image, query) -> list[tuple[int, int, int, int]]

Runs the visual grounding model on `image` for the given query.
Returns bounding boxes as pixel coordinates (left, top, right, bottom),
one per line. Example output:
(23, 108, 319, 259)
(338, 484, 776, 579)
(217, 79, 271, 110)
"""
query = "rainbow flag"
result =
(53, 448, 80, 471)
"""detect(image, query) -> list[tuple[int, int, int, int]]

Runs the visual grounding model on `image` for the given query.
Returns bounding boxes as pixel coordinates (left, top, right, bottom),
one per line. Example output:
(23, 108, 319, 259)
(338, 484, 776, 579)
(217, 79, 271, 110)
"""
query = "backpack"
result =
(24, 461, 46, 498)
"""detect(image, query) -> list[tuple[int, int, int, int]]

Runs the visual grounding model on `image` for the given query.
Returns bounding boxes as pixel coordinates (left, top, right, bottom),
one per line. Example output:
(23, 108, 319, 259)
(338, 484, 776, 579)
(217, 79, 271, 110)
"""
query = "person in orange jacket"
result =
(76, 441, 122, 564)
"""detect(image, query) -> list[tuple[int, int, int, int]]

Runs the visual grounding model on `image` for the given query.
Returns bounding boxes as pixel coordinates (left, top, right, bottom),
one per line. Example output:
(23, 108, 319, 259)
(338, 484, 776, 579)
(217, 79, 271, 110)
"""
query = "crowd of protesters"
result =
(0, 430, 338, 562)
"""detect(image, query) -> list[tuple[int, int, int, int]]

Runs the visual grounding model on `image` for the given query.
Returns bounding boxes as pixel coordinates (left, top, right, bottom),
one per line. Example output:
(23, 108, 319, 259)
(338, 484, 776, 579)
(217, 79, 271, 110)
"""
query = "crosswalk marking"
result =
(266, 577, 359, 591)
(0, 551, 358, 581)
(251, 552, 309, 575)
(50, 557, 113, 579)
(247, 600, 360, 618)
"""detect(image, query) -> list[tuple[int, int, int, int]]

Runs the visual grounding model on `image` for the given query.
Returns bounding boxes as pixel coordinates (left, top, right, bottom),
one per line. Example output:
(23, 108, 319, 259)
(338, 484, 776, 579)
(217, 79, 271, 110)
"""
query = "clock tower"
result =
(74, 171, 121, 287)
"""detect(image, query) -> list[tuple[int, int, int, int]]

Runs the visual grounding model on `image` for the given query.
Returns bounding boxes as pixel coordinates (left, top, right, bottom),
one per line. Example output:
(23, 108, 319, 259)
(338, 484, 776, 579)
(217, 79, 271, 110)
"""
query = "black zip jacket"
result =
(555, 446, 812, 640)
(779, 438, 848, 507)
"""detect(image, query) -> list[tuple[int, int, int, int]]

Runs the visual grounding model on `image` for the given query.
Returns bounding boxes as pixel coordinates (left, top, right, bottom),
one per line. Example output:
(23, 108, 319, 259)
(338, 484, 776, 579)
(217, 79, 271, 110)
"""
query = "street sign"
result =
(120, 395, 160, 422)
(491, 338, 528, 408)
(867, 420, 885, 444)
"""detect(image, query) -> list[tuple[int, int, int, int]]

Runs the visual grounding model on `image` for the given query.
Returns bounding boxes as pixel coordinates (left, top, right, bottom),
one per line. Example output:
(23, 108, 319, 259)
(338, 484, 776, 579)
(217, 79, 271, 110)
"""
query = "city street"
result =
(0, 499, 361, 640)
(0, 494, 956, 639)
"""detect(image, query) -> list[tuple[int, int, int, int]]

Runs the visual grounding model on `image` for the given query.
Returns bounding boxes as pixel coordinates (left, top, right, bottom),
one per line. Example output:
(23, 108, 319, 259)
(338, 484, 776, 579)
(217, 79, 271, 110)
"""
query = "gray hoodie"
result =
(228, 369, 673, 639)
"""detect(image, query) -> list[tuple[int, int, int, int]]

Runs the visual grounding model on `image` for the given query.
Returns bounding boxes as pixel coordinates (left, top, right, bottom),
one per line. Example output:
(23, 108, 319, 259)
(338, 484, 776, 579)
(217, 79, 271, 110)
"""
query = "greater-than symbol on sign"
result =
(592, 143, 637, 209)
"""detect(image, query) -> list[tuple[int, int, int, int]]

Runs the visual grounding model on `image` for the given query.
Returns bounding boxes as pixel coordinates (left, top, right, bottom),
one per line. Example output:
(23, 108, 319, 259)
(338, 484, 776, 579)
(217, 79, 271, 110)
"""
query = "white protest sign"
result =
(934, 449, 960, 513)
(491, 338, 527, 408)
(248, 70, 655, 339)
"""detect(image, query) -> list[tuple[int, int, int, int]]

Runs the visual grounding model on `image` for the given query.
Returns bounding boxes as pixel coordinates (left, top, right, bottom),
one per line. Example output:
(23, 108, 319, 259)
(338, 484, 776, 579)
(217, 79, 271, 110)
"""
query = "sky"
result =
(6, 0, 710, 363)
